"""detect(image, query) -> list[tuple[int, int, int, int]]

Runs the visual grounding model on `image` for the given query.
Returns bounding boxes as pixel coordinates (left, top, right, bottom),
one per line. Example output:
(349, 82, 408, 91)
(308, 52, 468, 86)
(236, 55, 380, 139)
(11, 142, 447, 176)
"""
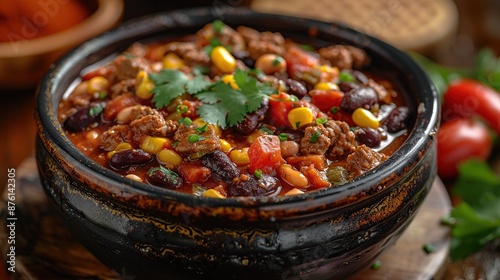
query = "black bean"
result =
(340, 86, 378, 113)
(109, 149, 153, 170)
(355, 127, 381, 148)
(284, 78, 307, 99)
(201, 150, 240, 183)
(233, 102, 269, 135)
(338, 82, 359, 93)
(146, 166, 183, 189)
(385, 106, 411, 133)
(232, 50, 255, 68)
(228, 173, 281, 197)
(63, 103, 104, 132)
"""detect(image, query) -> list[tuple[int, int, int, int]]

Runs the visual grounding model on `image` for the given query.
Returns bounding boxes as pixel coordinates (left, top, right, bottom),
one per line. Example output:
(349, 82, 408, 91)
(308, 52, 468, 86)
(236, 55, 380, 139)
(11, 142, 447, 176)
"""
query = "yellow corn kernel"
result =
(87, 76, 109, 93)
(210, 46, 236, 74)
(157, 149, 182, 167)
(135, 71, 155, 99)
(140, 136, 168, 154)
(107, 142, 133, 158)
(220, 139, 232, 152)
(316, 64, 339, 82)
(288, 107, 314, 129)
(162, 52, 185, 69)
(229, 148, 250, 166)
(285, 188, 305, 196)
(202, 188, 226, 198)
(314, 82, 339, 91)
(221, 74, 239, 89)
(352, 108, 379, 129)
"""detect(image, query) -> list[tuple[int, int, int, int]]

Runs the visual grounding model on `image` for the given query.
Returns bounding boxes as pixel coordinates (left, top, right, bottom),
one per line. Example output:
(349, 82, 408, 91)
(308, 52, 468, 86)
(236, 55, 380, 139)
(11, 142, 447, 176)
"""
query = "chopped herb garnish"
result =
(370, 260, 382, 270)
(98, 92, 107, 99)
(204, 37, 224, 55)
(196, 69, 275, 129)
(88, 104, 103, 117)
(178, 117, 193, 126)
(260, 126, 273, 135)
(195, 123, 208, 134)
(188, 134, 205, 143)
(172, 140, 179, 147)
(423, 243, 436, 254)
(254, 169, 262, 179)
(295, 121, 301, 129)
(212, 19, 225, 34)
(440, 215, 456, 226)
(123, 53, 135, 59)
(176, 104, 188, 114)
(149, 69, 212, 109)
(272, 56, 283, 66)
(316, 117, 327, 125)
(310, 131, 321, 143)
(289, 95, 299, 102)
(330, 106, 339, 114)
(339, 70, 355, 83)
(299, 44, 315, 51)
(278, 133, 288, 142)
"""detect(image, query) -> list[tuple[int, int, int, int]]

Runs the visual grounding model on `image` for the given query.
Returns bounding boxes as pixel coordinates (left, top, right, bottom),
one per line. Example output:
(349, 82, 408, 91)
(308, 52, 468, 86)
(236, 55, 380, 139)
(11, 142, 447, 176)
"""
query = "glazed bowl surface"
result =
(35, 7, 439, 280)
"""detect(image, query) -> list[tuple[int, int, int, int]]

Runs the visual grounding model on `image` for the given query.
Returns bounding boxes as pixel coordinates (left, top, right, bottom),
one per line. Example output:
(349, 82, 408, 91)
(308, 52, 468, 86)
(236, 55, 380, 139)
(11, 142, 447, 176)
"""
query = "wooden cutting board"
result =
(0, 156, 451, 279)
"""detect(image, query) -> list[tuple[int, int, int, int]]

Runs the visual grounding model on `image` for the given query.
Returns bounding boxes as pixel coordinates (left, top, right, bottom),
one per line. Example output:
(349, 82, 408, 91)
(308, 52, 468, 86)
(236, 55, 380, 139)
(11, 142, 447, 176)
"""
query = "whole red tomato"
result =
(437, 118, 492, 178)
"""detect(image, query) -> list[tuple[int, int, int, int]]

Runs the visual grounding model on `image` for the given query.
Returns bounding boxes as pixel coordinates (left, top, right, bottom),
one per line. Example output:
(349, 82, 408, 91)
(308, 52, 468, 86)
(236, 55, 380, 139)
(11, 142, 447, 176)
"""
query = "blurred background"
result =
(0, 0, 499, 278)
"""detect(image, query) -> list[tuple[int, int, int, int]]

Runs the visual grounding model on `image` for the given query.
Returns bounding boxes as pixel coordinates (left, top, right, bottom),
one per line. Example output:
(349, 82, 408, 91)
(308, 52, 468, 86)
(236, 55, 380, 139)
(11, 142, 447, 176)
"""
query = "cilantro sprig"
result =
(446, 160, 500, 261)
(149, 69, 211, 109)
(196, 69, 275, 129)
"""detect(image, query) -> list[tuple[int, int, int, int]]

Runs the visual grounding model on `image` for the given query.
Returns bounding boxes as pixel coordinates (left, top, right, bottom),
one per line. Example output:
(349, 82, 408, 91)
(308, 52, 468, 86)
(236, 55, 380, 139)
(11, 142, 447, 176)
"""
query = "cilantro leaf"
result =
(149, 69, 211, 109)
(447, 160, 500, 260)
(195, 69, 275, 129)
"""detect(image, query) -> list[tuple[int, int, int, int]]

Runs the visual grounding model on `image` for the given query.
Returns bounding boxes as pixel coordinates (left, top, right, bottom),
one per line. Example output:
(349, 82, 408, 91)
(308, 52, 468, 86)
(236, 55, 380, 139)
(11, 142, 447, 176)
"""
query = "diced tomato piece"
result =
(248, 135, 283, 174)
(300, 165, 330, 189)
(268, 92, 295, 127)
(285, 45, 319, 69)
(285, 155, 327, 170)
(178, 161, 211, 183)
(328, 109, 355, 127)
(309, 89, 344, 112)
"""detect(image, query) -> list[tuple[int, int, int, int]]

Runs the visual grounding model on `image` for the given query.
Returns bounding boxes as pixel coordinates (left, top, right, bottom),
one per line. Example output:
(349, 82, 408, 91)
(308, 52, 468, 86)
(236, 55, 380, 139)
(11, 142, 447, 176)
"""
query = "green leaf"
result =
(475, 48, 500, 91)
(149, 69, 212, 109)
(448, 159, 500, 260)
(195, 69, 275, 129)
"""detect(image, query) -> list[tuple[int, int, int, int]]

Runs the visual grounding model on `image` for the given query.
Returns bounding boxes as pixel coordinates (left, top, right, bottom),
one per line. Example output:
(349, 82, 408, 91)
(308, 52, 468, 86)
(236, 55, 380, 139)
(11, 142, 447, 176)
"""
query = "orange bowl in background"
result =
(0, 0, 123, 89)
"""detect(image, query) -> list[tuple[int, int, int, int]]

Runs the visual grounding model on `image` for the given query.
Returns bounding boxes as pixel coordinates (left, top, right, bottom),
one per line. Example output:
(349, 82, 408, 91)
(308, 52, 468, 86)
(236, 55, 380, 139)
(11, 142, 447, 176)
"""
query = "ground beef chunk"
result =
(319, 45, 369, 70)
(196, 23, 245, 53)
(117, 105, 160, 124)
(109, 79, 136, 98)
(123, 42, 148, 58)
(237, 26, 286, 60)
(100, 124, 134, 151)
(228, 173, 281, 197)
(113, 55, 151, 81)
(130, 115, 177, 141)
(300, 125, 331, 155)
(345, 145, 387, 180)
(183, 49, 211, 66)
(174, 124, 221, 159)
(324, 120, 357, 159)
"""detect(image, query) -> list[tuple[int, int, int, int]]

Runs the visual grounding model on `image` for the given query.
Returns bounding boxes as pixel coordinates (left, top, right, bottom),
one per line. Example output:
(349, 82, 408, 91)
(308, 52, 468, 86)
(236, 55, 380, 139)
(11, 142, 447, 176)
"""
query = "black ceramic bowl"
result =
(35, 7, 439, 280)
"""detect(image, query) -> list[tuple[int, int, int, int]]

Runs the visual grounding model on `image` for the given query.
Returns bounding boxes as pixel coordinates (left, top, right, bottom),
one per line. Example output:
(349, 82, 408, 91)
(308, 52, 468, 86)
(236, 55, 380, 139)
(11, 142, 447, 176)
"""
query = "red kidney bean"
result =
(384, 106, 410, 133)
(340, 86, 378, 113)
(355, 127, 381, 148)
(201, 150, 240, 183)
(284, 78, 307, 99)
(228, 173, 281, 197)
(146, 166, 183, 189)
(232, 101, 269, 135)
(109, 149, 153, 170)
(63, 102, 105, 132)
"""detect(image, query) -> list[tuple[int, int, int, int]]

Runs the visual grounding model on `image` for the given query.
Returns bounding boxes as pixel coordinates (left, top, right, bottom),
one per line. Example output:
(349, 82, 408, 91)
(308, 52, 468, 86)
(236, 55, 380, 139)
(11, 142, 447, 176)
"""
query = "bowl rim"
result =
(0, 0, 124, 57)
(37, 7, 439, 209)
